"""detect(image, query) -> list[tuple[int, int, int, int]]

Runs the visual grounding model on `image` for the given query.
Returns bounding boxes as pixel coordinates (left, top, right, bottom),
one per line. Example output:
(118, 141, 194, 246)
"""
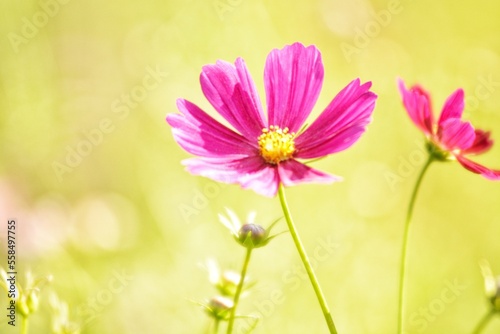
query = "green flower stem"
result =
(472, 310, 497, 334)
(278, 184, 338, 334)
(21, 316, 29, 334)
(214, 319, 220, 334)
(397, 154, 434, 334)
(226, 248, 252, 334)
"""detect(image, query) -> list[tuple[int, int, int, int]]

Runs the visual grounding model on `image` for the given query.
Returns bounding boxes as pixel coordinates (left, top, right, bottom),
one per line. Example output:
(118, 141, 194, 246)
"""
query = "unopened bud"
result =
(480, 260, 500, 311)
(491, 278, 500, 310)
(238, 224, 268, 248)
(206, 296, 233, 320)
(17, 296, 30, 317)
(26, 290, 39, 313)
(218, 271, 241, 296)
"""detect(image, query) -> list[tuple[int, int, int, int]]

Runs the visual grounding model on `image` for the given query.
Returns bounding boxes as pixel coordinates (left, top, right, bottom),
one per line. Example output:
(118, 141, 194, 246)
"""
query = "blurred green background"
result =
(1, 0, 500, 333)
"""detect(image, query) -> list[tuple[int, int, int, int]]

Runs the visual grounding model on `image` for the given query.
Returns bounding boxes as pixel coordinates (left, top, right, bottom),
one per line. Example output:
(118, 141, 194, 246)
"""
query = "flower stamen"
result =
(258, 126, 296, 164)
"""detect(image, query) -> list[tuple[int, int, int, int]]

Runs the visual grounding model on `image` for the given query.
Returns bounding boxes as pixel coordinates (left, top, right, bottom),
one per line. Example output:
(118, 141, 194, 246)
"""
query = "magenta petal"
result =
(456, 155, 500, 180)
(438, 118, 475, 151)
(183, 156, 279, 197)
(234, 58, 267, 127)
(200, 58, 266, 138)
(295, 79, 376, 159)
(239, 164, 280, 197)
(296, 125, 367, 159)
(438, 88, 465, 126)
(278, 159, 341, 187)
(463, 129, 494, 155)
(398, 79, 434, 135)
(167, 99, 257, 157)
(264, 42, 324, 132)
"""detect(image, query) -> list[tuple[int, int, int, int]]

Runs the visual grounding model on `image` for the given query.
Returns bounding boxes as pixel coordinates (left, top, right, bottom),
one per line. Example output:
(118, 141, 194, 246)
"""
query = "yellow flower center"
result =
(258, 126, 296, 164)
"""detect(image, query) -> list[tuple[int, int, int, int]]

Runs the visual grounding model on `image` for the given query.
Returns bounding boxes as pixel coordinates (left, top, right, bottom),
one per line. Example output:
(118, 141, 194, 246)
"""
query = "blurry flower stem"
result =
(226, 248, 252, 334)
(21, 316, 29, 334)
(472, 310, 496, 334)
(214, 319, 220, 334)
(278, 184, 338, 334)
(397, 154, 434, 334)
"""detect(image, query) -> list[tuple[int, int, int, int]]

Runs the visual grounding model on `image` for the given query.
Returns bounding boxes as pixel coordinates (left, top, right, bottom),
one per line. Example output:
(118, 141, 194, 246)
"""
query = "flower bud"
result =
(480, 260, 500, 311)
(219, 208, 284, 249)
(205, 259, 243, 296)
(218, 271, 241, 297)
(238, 223, 267, 248)
(26, 289, 40, 313)
(17, 297, 30, 317)
(206, 296, 234, 320)
(491, 277, 500, 311)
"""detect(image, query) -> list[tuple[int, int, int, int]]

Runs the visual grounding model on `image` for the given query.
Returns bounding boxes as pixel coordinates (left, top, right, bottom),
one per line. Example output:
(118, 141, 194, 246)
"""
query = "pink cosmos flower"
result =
(167, 43, 377, 196)
(398, 78, 500, 180)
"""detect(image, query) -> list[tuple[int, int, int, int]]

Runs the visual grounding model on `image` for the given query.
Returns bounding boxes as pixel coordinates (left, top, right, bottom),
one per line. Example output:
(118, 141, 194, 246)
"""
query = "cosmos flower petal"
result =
(200, 59, 266, 138)
(239, 164, 280, 197)
(183, 156, 279, 197)
(296, 79, 373, 141)
(398, 79, 433, 135)
(438, 118, 475, 151)
(168, 115, 251, 157)
(278, 160, 342, 187)
(295, 79, 376, 158)
(182, 156, 255, 184)
(234, 58, 268, 127)
(296, 125, 368, 159)
(167, 99, 257, 157)
(463, 129, 494, 155)
(438, 88, 464, 126)
(264, 42, 324, 132)
(456, 155, 500, 180)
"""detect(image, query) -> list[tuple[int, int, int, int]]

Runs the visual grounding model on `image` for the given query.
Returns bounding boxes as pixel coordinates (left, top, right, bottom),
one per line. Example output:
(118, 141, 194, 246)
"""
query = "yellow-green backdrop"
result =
(1, 0, 499, 333)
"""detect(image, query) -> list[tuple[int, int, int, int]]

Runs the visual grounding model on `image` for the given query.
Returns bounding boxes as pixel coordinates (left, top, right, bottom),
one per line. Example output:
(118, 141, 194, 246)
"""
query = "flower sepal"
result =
(426, 141, 452, 162)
